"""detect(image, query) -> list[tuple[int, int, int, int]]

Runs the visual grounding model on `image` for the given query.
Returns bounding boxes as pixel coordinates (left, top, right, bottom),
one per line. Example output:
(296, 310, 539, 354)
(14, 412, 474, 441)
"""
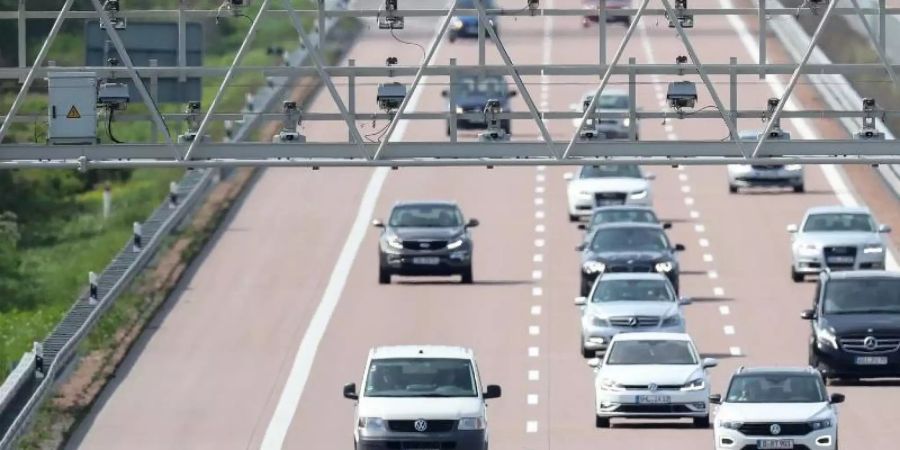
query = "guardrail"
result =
(0, 1, 349, 446)
(764, 0, 900, 199)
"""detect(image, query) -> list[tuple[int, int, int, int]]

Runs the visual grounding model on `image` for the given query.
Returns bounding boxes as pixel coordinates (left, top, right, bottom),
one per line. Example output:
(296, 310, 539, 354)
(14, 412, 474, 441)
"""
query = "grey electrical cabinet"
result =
(48, 72, 98, 144)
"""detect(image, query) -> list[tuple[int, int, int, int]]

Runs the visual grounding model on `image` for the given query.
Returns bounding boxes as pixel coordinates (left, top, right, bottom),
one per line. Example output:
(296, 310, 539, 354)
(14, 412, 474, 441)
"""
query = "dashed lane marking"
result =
(535, 224, 546, 233)
(532, 270, 542, 280)
(724, 325, 736, 335)
(681, 185, 691, 193)
(529, 326, 540, 336)
(528, 370, 540, 381)
(714, 287, 725, 296)
(531, 305, 542, 315)
(703, 253, 714, 262)
(528, 347, 540, 357)
(534, 239, 545, 247)
(730, 346, 743, 356)
(699, 238, 709, 247)
(535, 186, 545, 194)
(532, 287, 543, 296)
(536, 174, 545, 182)
(690, 210, 700, 219)
(533, 254, 544, 263)
(708, 270, 719, 279)
(536, 165, 546, 171)
(534, 197, 544, 206)
(527, 394, 539, 405)
(719, 305, 731, 315)
(695, 224, 706, 233)
(684, 197, 695, 206)
(679, 173, 689, 182)
(526, 421, 539, 433)
(535, 211, 545, 219)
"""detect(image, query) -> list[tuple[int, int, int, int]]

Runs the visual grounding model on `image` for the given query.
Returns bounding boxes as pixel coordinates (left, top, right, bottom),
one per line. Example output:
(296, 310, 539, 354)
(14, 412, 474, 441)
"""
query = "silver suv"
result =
(788, 206, 891, 281)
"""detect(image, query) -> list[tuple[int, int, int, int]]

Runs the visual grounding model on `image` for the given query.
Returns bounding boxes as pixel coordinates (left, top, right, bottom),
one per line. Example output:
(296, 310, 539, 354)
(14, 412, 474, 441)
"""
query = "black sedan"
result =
(577, 223, 685, 296)
(374, 201, 478, 284)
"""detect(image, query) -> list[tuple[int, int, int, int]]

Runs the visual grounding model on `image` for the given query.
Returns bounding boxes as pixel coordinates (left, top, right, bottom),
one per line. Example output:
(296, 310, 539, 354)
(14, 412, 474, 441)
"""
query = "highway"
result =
(67, 0, 900, 449)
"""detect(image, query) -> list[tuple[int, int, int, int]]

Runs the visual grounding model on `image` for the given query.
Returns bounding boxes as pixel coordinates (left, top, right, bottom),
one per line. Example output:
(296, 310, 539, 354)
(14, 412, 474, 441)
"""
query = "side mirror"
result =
(577, 224, 587, 230)
(441, 89, 449, 98)
(574, 296, 587, 306)
(587, 358, 601, 368)
(662, 222, 672, 230)
(483, 384, 502, 399)
(702, 357, 718, 369)
(508, 90, 517, 97)
(800, 309, 816, 320)
(466, 218, 480, 228)
(674, 244, 686, 252)
(372, 219, 385, 228)
(678, 296, 692, 306)
(709, 394, 722, 405)
(830, 393, 845, 404)
(563, 172, 575, 181)
(787, 224, 798, 233)
(878, 224, 892, 233)
(575, 243, 586, 252)
(644, 172, 656, 180)
(343, 383, 358, 400)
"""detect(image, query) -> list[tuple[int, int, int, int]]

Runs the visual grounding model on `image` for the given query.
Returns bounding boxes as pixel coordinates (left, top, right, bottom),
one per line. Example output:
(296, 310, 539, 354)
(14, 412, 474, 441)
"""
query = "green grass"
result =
(0, 168, 182, 378)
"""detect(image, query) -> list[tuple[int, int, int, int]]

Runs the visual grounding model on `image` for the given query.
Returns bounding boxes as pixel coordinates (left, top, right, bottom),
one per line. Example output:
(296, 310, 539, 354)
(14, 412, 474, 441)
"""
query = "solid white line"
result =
(531, 305, 542, 315)
(703, 253, 714, 262)
(526, 421, 539, 433)
(528, 346, 540, 357)
(695, 224, 706, 233)
(532, 286, 543, 296)
(719, 305, 731, 315)
(529, 325, 540, 336)
(534, 239, 545, 247)
(532, 270, 543, 280)
(730, 346, 743, 356)
(535, 224, 546, 233)
(527, 394, 539, 405)
(528, 370, 541, 381)
(699, 238, 710, 247)
(533, 254, 543, 263)
(724, 325, 736, 335)
(535, 210, 545, 219)
(713, 287, 725, 297)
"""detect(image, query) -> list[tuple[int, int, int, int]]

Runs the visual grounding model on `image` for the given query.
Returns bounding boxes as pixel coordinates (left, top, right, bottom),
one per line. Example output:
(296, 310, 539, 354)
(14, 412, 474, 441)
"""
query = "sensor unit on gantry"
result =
(855, 98, 885, 140)
(478, 99, 510, 142)
(760, 97, 791, 140)
(377, 82, 407, 112)
(666, 80, 697, 110)
(47, 72, 98, 144)
(667, 0, 693, 28)
(178, 101, 209, 143)
(273, 101, 307, 143)
(378, 0, 404, 29)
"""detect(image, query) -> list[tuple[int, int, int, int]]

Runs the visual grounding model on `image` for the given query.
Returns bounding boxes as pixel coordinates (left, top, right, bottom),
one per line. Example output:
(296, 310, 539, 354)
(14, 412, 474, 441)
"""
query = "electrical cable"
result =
(107, 107, 125, 144)
(390, 28, 427, 63)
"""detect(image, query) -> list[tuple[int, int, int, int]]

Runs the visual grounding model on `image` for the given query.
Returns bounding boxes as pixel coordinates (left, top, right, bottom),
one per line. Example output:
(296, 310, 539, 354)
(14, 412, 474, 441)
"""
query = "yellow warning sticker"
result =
(66, 105, 81, 119)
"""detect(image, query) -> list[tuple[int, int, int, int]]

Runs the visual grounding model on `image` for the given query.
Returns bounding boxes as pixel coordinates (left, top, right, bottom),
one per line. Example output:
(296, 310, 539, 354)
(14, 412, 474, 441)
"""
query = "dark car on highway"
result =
(448, 0, 499, 42)
(802, 270, 900, 383)
(577, 223, 685, 296)
(578, 205, 672, 235)
(374, 201, 478, 284)
(442, 75, 516, 136)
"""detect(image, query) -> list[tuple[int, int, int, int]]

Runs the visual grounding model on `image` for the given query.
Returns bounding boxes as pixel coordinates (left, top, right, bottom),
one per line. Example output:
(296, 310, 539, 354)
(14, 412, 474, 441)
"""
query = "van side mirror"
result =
(574, 296, 587, 306)
(878, 224, 892, 233)
(587, 358, 601, 368)
(702, 358, 718, 369)
(466, 218, 480, 228)
(662, 222, 672, 229)
(484, 384, 502, 399)
(787, 224, 798, 233)
(343, 383, 358, 400)
(575, 243, 586, 251)
(801, 309, 816, 320)
(674, 244, 686, 252)
(830, 393, 845, 404)
(372, 219, 385, 228)
(678, 296, 692, 306)
(563, 172, 574, 181)
(709, 394, 722, 404)
(577, 224, 587, 230)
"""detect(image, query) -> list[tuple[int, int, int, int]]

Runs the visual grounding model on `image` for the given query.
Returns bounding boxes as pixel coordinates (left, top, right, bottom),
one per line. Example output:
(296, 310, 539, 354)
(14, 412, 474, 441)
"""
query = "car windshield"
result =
(592, 279, 674, 303)
(457, 77, 506, 96)
(802, 213, 874, 232)
(590, 209, 658, 228)
(596, 94, 630, 110)
(590, 227, 669, 252)
(364, 358, 477, 398)
(580, 164, 642, 179)
(725, 374, 826, 403)
(606, 340, 697, 365)
(823, 279, 900, 314)
(389, 204, 463, 228)
(457, 0, 495, 8)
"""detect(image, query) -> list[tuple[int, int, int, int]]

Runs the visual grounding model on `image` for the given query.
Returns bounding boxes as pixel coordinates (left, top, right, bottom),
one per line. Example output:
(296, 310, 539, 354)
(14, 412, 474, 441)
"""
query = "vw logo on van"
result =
(770, 424, 782, 435)
(414, 419, 428, 432)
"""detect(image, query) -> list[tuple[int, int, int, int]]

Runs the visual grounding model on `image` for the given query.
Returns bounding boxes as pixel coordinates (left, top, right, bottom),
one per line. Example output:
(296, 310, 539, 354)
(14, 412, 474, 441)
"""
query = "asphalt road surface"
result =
(67, 0, 900, 449)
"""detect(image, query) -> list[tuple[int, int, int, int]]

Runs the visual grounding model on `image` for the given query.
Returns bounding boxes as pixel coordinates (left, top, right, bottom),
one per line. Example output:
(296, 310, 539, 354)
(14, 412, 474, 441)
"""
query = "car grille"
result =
(606, 264, 655, 273)
(737, 422, 813, 436)
(615, 404, 691, 413)
(621, 384, 682, 391)
(385, 442, 456, 449)
(401, 240, 448, 250)
(608, 315, 660, 327)
(387, 420, 456, 433)
(823, 246, 857, 269)
(598, 119, 619, 125)
(741, 446, 810, 450)
(750, 164, 784, 170)
(840, 335, 900, 354)
(594, 192, 627, 206)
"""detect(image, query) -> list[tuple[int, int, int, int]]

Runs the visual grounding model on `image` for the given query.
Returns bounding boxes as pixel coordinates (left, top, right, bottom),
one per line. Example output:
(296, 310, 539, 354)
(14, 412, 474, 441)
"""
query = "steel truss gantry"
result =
(0, 0, 898, 168)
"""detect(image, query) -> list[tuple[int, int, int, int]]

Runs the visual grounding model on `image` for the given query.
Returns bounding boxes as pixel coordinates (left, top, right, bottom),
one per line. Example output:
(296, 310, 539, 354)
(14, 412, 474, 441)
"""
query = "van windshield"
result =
(364, 358, 478, 398)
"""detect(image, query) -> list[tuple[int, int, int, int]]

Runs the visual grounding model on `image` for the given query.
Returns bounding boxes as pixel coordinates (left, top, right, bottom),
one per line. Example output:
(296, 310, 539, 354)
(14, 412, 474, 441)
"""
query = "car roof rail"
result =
(735, 365, 745, 374)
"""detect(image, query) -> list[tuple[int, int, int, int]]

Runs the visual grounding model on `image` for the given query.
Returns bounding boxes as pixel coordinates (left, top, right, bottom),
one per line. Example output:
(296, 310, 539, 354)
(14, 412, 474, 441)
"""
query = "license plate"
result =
(596, 199, 621, 206)
(757, 439, 794, 449)
(827, 256, 854, 263)
(856, 356, 888, 365)
(411, 257, 440, 265)
(636, 395, 671, 404)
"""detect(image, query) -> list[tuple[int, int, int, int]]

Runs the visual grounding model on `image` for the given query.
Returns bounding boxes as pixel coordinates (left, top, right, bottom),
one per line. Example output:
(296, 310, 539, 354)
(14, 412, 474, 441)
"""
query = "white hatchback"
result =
(589, 332, 717, 428)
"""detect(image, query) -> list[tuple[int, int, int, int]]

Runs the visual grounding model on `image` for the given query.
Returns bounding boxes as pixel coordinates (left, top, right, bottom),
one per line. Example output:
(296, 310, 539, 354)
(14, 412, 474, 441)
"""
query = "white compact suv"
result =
(589, 332, 716, 428)
(565, 164, 654, 221)
(343, 346, 501, 450)
(712, 367, 844, 450)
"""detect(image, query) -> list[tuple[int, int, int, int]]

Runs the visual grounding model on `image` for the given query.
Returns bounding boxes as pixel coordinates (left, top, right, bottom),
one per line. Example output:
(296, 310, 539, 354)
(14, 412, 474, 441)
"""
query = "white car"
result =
(565, 164, 654, 221)
(571, 89, 639, 140)
(712, 366, 843, 450)
(727, 130, 804, 193)
(343, 346, 501, 450)
(588, 332, 717, 428)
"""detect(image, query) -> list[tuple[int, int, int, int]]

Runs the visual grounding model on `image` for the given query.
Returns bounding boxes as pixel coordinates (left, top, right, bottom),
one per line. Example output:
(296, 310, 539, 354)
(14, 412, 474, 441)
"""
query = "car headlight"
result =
(731, 164, 752, 173)
(809, 418, 833, 430)
(386, 235, 403, 250)
(583, 261, 606, 274)
(863, 244, 884, 254)
(358, 417, 386, 431)
(661, 314, 682, 327)
(817, 326, 838, 349)
(655, 261, 674, 273)
(622, 117, 631, 127)
(599, 378, 625, 392)
(455, 106, 465, 114)
(629, 190, 648, 199)
(450, 17, 464, 30)
(796, 243, 820, 256)
(447, 238, 464, 250)
(578, 190, 592, 198)
(718, 420, 743, 430)
(681, 378, 706, 391)
(592, 316, 609, 327)
(458, 416, 486, 430)
(785, 164, 802, 171)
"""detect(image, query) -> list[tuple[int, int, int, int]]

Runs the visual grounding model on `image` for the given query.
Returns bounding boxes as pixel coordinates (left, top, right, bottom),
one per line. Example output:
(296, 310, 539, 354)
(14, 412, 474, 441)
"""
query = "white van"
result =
(343, 346, 501, 450)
